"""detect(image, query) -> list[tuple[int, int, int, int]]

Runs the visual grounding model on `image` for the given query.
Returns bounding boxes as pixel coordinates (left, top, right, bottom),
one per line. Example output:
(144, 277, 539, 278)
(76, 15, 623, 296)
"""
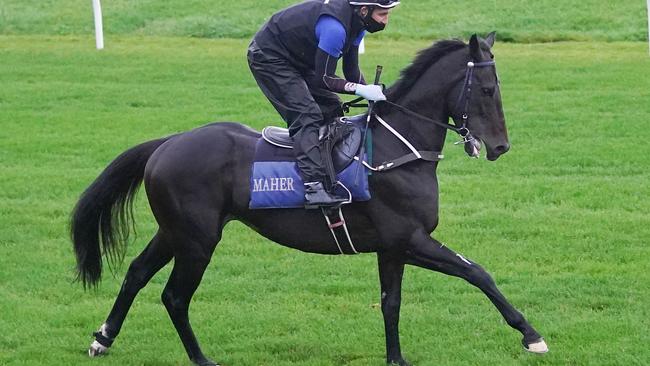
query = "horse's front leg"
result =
(377, 251, 411, 366)
(405, 230, 548, 354)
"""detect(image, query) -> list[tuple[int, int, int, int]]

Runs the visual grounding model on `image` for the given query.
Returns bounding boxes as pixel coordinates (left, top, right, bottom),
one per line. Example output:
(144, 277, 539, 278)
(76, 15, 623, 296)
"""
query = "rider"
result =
(248, 0, 399, 208)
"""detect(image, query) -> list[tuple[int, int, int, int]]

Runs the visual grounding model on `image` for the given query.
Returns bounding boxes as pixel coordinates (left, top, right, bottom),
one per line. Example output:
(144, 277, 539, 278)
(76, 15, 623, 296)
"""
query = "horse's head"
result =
(452, 32, 509, 161)
(384, 33, 509, 160)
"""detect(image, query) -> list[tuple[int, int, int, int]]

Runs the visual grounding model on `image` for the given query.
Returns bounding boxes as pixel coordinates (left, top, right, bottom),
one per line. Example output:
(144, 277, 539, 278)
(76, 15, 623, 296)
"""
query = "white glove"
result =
(354, 84, 386, 101)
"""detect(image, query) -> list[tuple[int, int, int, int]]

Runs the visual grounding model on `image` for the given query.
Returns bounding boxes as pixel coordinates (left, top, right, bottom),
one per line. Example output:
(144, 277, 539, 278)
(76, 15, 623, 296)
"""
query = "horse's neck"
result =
(372, 71, 454, 161)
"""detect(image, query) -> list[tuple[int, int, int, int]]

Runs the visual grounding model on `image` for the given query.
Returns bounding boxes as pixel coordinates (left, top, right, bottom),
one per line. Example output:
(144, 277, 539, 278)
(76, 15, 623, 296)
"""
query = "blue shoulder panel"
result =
(315, 15, 347, 57)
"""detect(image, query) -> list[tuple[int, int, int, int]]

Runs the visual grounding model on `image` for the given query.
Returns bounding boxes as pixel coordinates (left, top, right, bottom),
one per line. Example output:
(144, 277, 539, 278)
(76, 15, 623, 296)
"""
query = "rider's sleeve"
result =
(342, 46, 365, 85)
(343, 30, 366, 84)
(313, 15, 357, 94)
(314, 48, 356, 94)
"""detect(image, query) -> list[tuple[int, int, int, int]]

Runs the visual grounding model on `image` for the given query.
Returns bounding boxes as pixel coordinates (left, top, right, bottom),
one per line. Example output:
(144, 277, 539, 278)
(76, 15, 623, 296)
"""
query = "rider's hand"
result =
(354, 84, 386, 101)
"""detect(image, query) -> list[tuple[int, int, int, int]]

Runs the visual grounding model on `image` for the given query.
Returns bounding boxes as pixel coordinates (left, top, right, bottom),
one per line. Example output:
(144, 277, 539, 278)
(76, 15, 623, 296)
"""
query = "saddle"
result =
(249, 115, 371, 209)
(262, 115, 366, 173)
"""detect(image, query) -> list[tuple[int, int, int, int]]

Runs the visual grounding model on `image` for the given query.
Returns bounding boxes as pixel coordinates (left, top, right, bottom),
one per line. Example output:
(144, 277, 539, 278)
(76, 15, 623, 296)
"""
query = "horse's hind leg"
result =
(405, 230, 548, 354)
(161, 251, 216, 366)
(158, 212, 226, 366)
(88, 231, 173, 356)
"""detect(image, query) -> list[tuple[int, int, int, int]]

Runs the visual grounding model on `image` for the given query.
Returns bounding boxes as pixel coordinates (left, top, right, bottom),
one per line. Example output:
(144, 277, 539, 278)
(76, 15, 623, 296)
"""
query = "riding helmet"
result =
(348, 0, 401, 9)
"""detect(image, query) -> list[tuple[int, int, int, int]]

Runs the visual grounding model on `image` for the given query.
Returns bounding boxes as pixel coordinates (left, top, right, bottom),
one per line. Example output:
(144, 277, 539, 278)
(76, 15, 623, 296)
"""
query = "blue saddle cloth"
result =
(249, 133, 371, 209)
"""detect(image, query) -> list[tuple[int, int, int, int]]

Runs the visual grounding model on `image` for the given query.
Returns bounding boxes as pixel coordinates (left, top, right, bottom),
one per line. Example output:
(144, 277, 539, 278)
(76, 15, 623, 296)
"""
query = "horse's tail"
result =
(70, 137, 170, 288)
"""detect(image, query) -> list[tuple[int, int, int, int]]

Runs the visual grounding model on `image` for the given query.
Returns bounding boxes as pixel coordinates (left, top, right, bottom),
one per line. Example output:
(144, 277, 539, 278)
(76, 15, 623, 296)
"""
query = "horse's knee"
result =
(466, 265, 494, 288)
(381, 292, 401, 315)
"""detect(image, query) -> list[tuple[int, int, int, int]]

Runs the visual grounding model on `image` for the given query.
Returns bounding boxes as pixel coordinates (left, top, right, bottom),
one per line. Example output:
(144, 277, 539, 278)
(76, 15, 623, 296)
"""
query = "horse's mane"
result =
(386, 39, 467, 99)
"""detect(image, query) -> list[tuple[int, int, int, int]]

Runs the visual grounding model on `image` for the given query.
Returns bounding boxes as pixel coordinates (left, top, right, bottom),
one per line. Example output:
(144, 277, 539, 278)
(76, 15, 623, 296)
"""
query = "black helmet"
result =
(349, 0, 400, 9)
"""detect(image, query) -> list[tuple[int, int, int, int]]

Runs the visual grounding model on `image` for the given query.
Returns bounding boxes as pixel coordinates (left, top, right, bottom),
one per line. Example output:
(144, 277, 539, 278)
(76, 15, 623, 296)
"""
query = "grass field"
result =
(1, 33, 650, 365)
(1, 1, 648, 42)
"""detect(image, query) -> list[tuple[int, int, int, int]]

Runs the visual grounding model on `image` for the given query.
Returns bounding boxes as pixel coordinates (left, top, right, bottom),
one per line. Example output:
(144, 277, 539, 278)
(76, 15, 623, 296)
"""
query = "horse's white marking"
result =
(99, 323, 109, 337)
(89, 340, 108, 357)
(525, 339, 549, 354)
(88, 323, 110, 357)
(456, 253, 472, 265)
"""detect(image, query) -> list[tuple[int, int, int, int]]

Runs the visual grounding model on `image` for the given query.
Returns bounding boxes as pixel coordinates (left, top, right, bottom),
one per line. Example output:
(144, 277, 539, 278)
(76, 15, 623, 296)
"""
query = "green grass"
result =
(1, 35, 650, 365)
(1, 0, 648, 42)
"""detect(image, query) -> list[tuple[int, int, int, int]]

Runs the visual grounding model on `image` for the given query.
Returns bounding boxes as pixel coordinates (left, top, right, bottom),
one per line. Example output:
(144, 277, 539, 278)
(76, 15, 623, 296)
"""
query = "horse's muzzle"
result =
(487, 143, 510, 161)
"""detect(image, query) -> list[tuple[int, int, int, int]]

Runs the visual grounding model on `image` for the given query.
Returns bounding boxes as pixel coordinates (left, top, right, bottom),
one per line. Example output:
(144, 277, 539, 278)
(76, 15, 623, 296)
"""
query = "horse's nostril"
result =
(495, 144, 510, 154)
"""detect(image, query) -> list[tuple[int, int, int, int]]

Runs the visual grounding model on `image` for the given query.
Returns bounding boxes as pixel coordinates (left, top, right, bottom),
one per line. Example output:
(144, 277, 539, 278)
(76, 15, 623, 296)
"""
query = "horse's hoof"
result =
(88, 340, 109, 357)
(523, 338, 548, 354)
(388, 358, 412, 366)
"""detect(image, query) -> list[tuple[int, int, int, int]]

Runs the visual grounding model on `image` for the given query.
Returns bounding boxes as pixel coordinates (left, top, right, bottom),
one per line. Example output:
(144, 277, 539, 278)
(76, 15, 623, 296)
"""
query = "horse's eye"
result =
(482, 87, 495, 96)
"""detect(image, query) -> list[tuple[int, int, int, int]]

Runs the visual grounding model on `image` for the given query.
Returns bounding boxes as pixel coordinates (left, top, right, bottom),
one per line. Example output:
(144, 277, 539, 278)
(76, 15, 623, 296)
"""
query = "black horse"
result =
(71, 33, 547, 366)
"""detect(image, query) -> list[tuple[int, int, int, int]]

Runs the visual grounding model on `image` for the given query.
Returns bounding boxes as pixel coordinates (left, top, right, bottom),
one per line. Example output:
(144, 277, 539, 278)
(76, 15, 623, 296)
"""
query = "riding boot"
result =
(303, 182, 347, 209)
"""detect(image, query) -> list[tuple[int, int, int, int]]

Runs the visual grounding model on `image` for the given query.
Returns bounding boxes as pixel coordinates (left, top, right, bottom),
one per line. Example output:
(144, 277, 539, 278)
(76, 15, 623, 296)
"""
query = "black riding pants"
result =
(247, 41, 343, 182)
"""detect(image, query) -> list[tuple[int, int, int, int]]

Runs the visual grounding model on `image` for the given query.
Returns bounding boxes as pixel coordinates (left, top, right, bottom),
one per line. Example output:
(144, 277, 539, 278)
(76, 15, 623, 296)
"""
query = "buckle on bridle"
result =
(454, 126, 475, 145)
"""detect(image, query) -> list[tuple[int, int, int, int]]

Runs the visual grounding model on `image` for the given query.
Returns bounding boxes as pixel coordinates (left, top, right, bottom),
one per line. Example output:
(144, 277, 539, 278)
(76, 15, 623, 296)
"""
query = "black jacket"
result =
(253, 0, 364, 72)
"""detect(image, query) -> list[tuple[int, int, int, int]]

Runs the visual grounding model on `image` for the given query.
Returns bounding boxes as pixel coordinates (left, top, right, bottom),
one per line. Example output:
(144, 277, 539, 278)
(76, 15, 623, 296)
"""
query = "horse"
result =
(71, 33, 547, 366)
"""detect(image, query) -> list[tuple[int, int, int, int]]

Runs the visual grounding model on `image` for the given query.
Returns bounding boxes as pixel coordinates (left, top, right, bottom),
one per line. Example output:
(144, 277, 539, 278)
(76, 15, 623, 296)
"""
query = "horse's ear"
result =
(485, 31, 496, 48)
(469, 34, 481, 60)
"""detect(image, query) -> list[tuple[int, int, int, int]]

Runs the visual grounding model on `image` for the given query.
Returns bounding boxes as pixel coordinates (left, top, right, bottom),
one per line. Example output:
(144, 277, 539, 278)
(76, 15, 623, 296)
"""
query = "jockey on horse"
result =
(247, 0, 399, 208)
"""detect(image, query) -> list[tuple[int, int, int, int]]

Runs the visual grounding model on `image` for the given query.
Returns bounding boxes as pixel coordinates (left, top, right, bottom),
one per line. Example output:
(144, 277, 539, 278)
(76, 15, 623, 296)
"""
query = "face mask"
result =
(364, 16, 385, 33)
(362, 9, 385, 33)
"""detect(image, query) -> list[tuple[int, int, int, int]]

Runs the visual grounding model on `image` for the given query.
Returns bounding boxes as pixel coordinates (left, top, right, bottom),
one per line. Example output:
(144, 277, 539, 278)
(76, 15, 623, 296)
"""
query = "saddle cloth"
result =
(249, 116, 371, 209)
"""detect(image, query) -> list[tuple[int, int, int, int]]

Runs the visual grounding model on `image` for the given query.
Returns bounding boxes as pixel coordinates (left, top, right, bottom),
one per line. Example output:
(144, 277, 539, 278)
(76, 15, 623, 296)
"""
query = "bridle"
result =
(343, 58, 498, 172)
(378, 59, 497, 144)
(452, 60, 497, 144)
(343, 59, 497, 145)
